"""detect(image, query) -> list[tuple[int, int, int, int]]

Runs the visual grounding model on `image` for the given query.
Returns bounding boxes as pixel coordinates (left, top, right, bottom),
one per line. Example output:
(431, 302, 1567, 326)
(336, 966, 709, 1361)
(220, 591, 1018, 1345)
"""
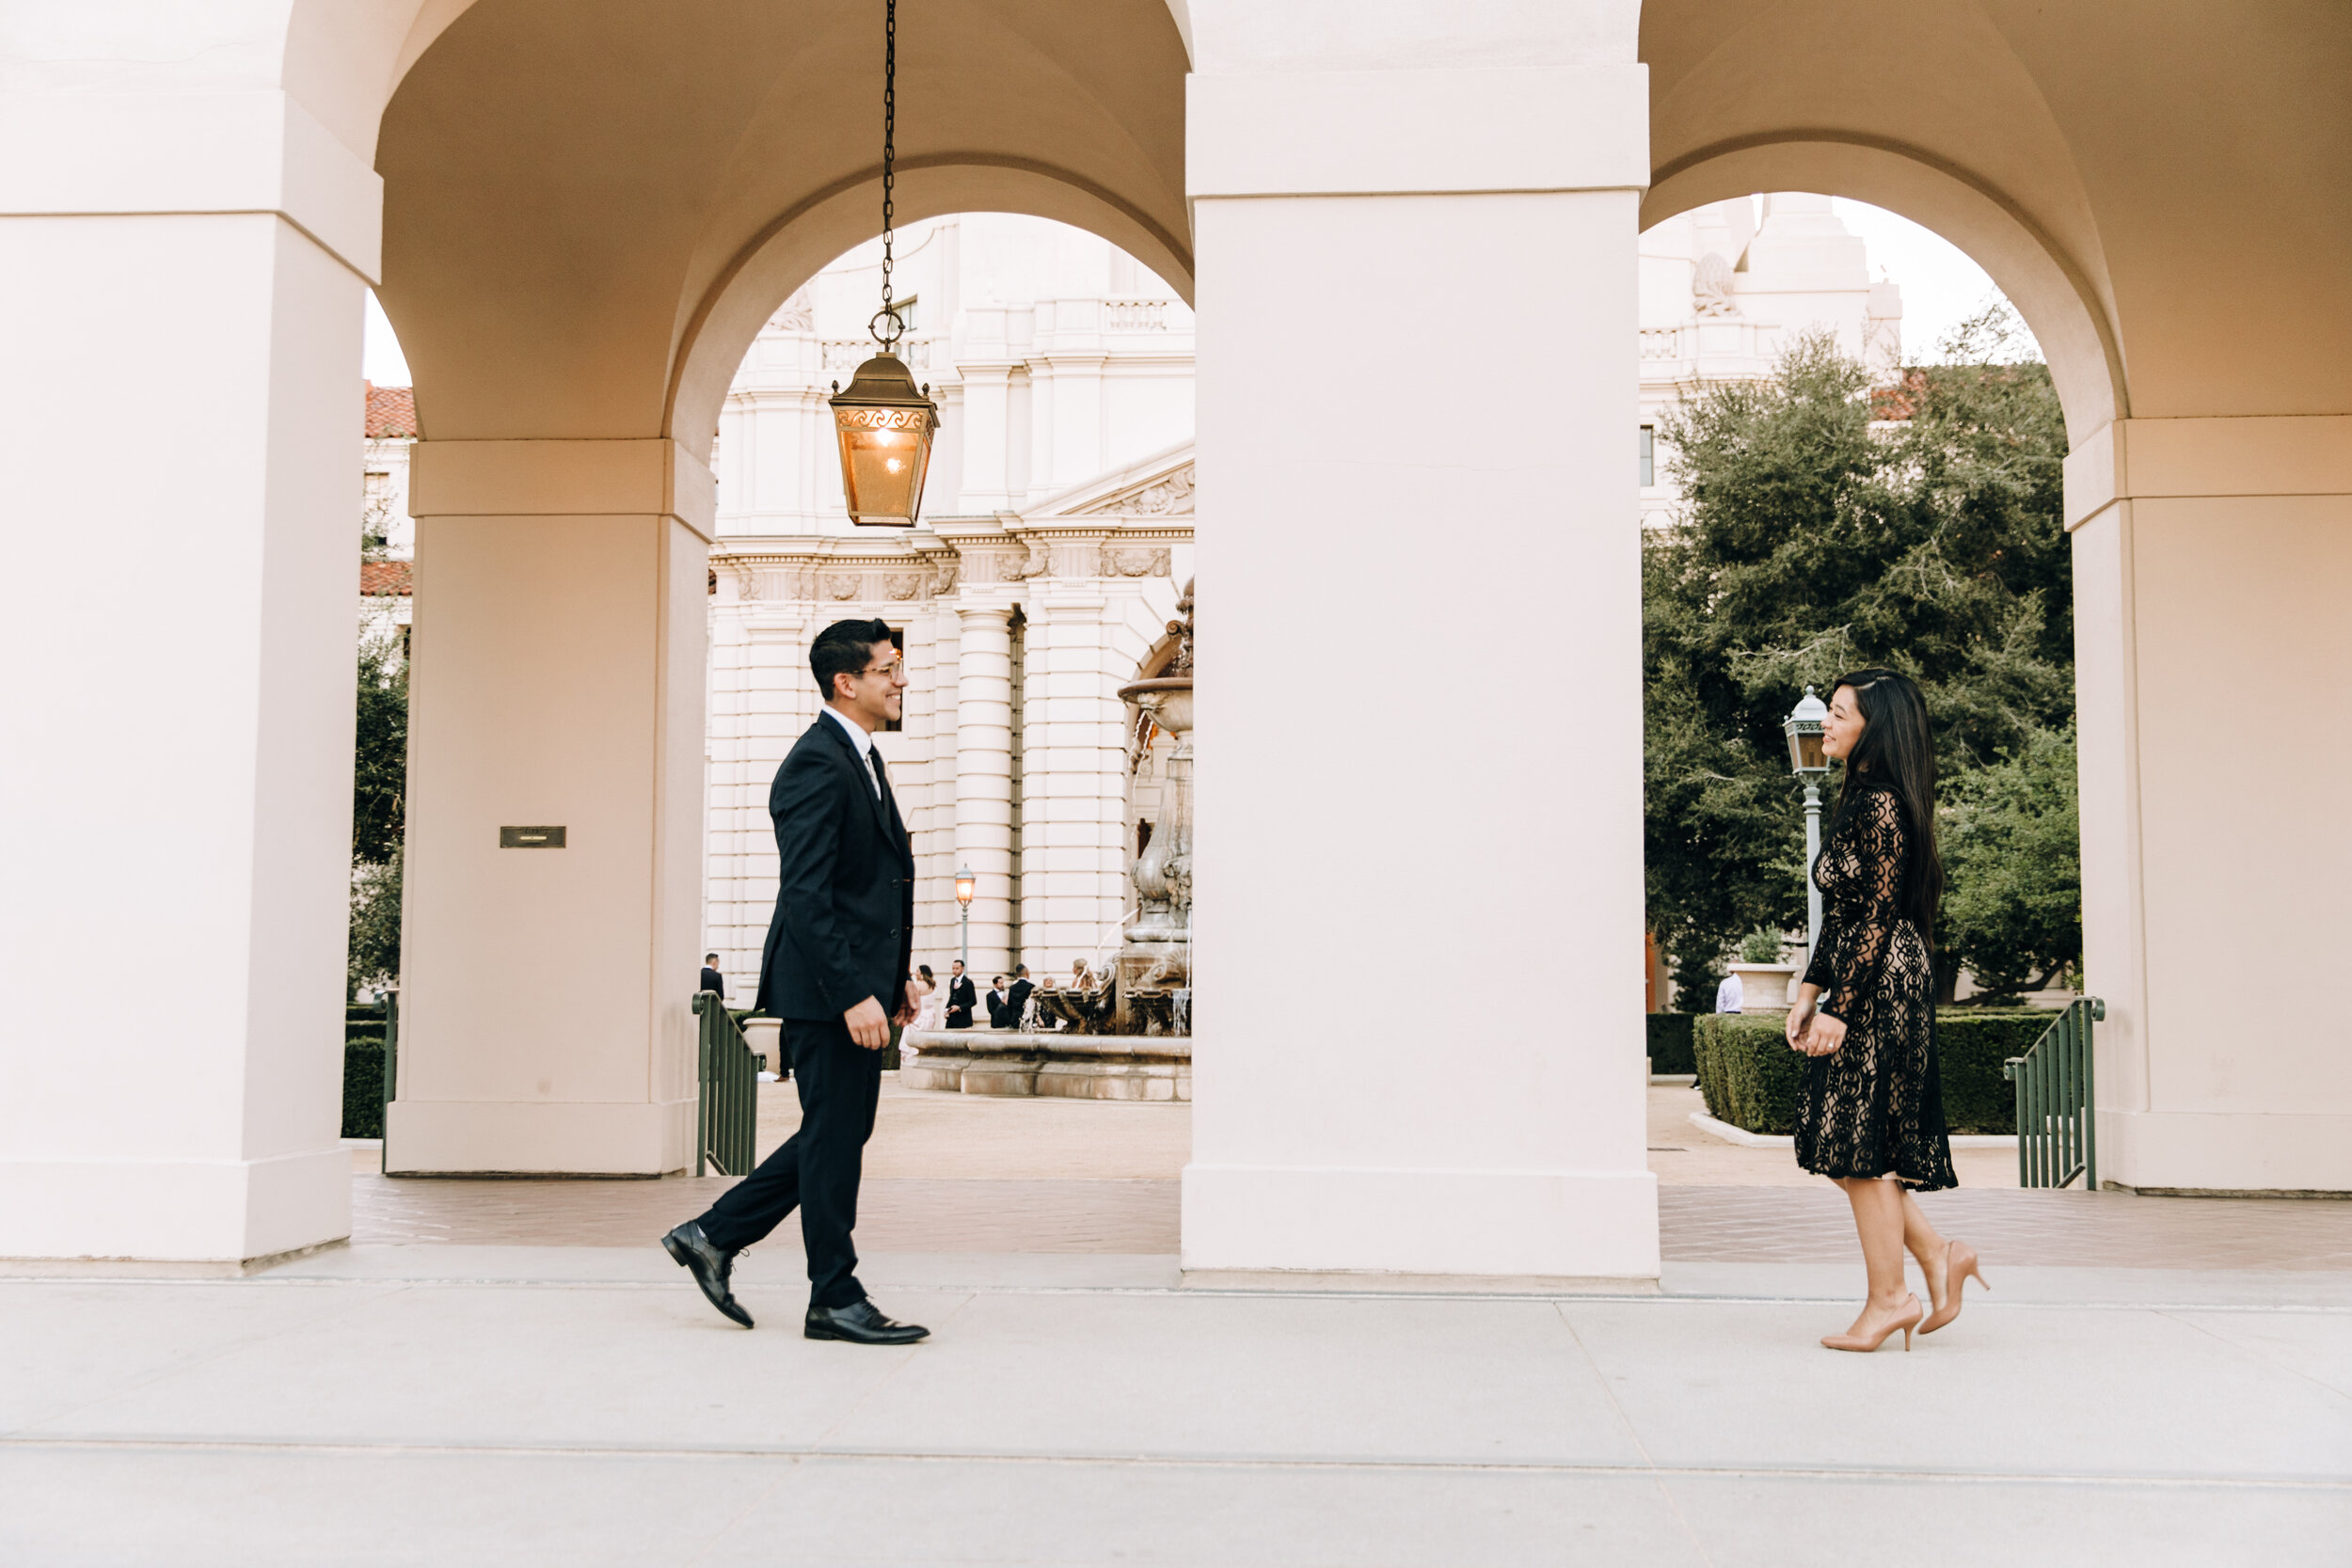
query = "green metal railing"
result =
(695, 991, 758, 1178)
(2003, 996, 2102, 1190)
(379, 989, 399, 1175)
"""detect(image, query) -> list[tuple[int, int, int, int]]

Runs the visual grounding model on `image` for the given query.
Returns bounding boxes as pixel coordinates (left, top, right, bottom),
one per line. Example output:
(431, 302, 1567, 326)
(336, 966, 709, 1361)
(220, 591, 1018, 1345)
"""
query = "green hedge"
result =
(1645, 1012, 1696, 1075)
(1694, 1009, 2058, 1136)
(342, 1038, 386, 1140)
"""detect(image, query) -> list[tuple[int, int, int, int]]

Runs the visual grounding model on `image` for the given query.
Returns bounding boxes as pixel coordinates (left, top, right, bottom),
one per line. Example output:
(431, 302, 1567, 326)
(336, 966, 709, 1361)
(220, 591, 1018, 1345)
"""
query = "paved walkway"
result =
(5, 1245, 2346, 1564)
(12, 1082, 2349, 1563)
(344, 1082, 2352, 1273)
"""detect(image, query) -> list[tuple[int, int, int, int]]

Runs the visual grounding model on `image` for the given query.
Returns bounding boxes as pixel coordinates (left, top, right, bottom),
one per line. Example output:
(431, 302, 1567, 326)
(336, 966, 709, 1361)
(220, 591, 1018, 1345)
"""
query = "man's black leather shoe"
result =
(661, 1222, 753, 1328)
(805, 1299, 929, 1344)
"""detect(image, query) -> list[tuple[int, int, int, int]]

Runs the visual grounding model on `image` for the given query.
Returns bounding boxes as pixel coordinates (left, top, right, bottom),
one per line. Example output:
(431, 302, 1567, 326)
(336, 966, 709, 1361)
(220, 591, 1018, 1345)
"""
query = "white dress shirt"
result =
(820, 704, 881, 797)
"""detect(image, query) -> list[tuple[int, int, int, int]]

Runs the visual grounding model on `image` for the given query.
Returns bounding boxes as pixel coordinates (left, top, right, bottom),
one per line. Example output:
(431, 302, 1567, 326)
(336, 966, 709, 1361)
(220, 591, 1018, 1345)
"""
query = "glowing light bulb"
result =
(885, 458, 903, 473)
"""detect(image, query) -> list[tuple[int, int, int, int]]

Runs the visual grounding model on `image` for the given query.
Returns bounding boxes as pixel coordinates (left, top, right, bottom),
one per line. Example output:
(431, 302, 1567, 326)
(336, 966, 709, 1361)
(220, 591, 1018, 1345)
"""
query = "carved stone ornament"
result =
(1005, 541, 1051, 580)
(828, 573, 864, 601)
(1693, 252, 1740, 318)
(773, 287, 815, 332)
(883, 571, 920, 601)
(1102, 546, 1171, 578)
(931, 560, 960, 594)
(1081, 463, 1194, 517)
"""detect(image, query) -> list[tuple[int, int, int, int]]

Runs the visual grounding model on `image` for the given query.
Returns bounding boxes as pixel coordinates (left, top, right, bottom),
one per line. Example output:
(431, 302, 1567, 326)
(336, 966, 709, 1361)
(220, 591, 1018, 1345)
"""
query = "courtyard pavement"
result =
(6, 1082, 2348, 1564)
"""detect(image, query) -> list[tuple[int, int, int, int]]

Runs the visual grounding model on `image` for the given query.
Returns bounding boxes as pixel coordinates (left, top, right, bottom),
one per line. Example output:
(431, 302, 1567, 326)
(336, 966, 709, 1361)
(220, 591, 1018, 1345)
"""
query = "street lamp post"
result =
(1784, 688, 1832, 968)
(954, 866, 975, 972)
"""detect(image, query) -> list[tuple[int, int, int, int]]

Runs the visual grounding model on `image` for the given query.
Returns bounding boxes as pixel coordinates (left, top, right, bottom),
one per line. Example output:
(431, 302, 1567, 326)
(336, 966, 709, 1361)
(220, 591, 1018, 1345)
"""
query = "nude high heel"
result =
(1821, 1292, 1922, 1354)
(1920, 1242, 1988, 1335)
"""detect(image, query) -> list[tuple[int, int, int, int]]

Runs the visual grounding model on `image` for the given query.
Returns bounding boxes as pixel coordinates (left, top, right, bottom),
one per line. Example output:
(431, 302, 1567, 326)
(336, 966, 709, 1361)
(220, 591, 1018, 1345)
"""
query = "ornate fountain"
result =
(906, 583, 1196, 1099)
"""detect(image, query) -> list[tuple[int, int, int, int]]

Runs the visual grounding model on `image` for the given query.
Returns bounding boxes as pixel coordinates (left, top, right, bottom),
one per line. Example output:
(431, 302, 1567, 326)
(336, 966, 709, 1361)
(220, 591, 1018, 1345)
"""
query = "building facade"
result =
(696, 203, 1894, 991)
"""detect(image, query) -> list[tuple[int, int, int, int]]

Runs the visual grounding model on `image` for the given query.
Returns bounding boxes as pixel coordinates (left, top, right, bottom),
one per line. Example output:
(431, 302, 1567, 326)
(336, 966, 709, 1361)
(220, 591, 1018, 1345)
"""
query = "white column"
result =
(2068, 417, 2352, 1193)
(393, 440, 711, 1175)
(1183, 47, 1659, 1276)
(957, 362, 1014, 514)
(0, 89, 380, 1261)
(953, 600, 1019, 975)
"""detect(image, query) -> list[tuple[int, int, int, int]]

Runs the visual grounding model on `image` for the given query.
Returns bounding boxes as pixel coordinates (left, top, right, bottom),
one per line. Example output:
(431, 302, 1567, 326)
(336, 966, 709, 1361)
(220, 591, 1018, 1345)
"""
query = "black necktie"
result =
(867, 748, 891, 806)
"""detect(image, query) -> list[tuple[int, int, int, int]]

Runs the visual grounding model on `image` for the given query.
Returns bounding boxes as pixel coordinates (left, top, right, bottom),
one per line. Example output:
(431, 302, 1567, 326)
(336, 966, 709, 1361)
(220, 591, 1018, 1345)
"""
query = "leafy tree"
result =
(1645, 330, 2074, 1005)
(1940, 721, 2081, 1000)
(349, 849, 404, 1000)
(353, 630, 407, 864)
(349, 628, 407, 998)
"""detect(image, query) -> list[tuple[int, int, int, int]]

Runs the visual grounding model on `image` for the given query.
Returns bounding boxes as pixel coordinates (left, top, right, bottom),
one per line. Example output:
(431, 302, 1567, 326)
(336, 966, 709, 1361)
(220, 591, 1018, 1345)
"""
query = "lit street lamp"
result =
(1784, 687, 1831, 966)
(954, 865, 976, 971)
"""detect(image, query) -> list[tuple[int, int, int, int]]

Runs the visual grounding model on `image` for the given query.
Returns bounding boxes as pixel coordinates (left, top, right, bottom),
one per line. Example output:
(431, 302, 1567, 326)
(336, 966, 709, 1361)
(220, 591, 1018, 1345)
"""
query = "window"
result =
(1639, 425, 1656, 487)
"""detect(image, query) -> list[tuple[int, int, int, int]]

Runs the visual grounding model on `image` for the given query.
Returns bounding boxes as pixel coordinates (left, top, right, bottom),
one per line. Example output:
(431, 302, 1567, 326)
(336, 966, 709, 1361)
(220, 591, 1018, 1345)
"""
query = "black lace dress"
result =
(1795, 784, 1955, 1190)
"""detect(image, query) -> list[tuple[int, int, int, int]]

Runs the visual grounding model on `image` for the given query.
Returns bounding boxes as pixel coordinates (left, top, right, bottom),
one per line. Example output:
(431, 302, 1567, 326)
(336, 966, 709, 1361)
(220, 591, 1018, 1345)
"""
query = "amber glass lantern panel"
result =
(833, 403, 935, 527)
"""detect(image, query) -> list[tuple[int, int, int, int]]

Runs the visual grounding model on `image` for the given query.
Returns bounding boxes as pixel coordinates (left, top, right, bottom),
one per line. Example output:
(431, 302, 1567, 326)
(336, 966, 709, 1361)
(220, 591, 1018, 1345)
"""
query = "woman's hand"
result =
(1800, 1010, 1848, 1057)
(1785, 984, 1820, 1053)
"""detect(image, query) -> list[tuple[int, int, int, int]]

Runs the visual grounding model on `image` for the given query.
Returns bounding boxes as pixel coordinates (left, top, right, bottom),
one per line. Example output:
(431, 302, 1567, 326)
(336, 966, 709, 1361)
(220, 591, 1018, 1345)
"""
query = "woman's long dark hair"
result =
(1827, 667, 1945, 937)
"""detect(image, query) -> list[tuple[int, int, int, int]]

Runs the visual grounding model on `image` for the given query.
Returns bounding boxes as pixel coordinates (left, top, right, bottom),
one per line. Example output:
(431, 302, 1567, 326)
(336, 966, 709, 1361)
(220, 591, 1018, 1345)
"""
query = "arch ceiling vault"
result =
(371, 0, 1192, 450)
(1640, 0, 2352, 437)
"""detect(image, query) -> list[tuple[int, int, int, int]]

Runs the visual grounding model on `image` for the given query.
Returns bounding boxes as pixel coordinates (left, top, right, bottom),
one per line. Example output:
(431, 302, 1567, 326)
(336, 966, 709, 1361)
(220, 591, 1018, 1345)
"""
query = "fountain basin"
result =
(899, 1029, 1191, 1101)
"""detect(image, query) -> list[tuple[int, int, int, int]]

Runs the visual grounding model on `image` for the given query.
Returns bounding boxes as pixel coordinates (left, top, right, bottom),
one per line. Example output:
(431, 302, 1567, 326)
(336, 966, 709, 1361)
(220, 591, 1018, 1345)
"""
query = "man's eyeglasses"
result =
(860, 660, 906, 680)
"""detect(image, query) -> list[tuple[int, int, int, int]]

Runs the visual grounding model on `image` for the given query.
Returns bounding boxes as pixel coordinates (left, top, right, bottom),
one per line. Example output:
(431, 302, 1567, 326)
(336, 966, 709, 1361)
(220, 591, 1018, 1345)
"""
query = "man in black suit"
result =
(943, 959, 977, 1029)
(985, 975, 1010, 1029)
(699, 953, 725, 999)
(1005, 964, 1035, 1031)
(662, 618, 928, 1345)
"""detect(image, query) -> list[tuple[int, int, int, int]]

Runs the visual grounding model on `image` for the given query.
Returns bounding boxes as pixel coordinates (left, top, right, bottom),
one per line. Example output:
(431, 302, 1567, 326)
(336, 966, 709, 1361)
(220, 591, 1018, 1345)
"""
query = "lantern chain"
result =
(871, 0, 904, 351)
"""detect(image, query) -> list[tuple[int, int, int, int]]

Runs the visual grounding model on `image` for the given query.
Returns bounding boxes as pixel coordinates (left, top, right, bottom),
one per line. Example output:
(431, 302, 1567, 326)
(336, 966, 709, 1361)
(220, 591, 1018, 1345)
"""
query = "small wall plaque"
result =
(499, 826, 567, 848)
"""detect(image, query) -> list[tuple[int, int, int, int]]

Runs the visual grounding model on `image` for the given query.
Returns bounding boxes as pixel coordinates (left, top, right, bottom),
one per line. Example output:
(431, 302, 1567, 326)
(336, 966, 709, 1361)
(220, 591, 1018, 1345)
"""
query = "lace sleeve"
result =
(1817, 789, 1907, 1022)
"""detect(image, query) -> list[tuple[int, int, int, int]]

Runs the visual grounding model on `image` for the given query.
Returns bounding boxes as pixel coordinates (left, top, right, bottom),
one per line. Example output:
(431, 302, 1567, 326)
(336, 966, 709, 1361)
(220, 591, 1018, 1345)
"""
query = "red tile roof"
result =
(360, 560, 413, 596)
(365, 382, 418, 438)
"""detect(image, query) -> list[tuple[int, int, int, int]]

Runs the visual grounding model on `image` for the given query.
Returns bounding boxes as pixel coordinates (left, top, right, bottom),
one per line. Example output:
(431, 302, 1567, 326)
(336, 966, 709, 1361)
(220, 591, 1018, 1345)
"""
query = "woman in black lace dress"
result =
(1786, 670, 1984, 1352)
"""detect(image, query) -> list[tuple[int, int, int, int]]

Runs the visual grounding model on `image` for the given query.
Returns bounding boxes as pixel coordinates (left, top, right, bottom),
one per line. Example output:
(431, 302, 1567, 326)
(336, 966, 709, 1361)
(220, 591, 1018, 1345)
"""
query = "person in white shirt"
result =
(1715, 971, 1745, 1013)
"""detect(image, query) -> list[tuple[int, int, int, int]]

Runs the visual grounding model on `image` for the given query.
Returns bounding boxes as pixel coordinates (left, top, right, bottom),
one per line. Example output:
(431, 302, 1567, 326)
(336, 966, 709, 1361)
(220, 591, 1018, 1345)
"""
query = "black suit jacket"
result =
(699, 965, 726, 999)
(1005, 977, 1034, 1027)
(945, 974, 977, 1027)
(755, 715, 915, 1023)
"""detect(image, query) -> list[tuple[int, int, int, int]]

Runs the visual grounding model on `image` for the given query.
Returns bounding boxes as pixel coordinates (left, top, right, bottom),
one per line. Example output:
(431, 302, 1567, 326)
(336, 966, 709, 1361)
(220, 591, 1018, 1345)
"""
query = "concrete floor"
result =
(11, 1085, 2349, 1563)
(4, 1246, 2347, 1565)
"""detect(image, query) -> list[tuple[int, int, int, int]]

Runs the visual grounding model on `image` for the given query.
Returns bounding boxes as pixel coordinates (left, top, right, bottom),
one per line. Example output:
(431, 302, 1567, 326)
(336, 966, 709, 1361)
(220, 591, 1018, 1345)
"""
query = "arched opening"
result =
(366, 0, 1195, 1190)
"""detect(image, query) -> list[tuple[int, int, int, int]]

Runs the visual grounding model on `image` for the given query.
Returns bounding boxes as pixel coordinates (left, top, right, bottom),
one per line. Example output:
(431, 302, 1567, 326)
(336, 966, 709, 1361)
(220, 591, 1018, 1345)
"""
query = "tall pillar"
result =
(1183, 40, 1659, 1276)
(392, 440, 711, 1175)
(953, 600, 1019, 975)
(0, 89, 377, 1261)
(2068, 417, 2352, 1193)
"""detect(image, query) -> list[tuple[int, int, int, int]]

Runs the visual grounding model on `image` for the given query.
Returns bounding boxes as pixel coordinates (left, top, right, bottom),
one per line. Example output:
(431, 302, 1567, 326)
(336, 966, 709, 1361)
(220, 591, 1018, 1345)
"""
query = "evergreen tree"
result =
(349, 628, 407, 998)
(1645, 330, 2074, 1006)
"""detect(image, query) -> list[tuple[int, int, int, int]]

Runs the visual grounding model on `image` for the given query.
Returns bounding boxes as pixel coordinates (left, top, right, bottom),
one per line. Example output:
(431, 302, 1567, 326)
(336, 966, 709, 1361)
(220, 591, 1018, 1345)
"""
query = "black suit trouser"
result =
(693, 1016, 880, 1308)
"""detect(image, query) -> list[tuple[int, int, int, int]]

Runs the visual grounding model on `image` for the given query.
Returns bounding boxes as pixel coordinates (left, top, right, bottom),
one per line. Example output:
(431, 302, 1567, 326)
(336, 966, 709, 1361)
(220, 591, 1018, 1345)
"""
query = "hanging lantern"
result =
(830, 0, 938, 527)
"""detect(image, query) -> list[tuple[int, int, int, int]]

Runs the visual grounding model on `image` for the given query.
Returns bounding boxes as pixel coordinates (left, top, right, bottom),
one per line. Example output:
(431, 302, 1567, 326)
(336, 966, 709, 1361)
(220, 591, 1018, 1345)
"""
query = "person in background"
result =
(701, 953, 726, 1000)
(902, 965, 939, 1074)
(945, 959, 977, 1029)
(1714, 970, 1743, 1013)
(1005, 964, 1035, 1031)
(985, 975, 1010, 1029)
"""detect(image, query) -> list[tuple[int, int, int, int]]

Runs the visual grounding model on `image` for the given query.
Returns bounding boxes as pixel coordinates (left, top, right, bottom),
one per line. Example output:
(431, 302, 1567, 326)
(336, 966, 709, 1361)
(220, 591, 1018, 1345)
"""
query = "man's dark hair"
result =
(811, 617, 894, 699)
(704, 953, 719, 964)
(1015, 964, 1028, 976)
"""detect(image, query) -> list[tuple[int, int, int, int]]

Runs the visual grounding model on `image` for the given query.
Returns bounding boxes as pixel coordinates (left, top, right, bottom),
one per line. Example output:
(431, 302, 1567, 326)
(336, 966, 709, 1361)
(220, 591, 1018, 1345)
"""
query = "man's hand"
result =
(844, 995, 891, 1050)
(893, 980, 921, 1027)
